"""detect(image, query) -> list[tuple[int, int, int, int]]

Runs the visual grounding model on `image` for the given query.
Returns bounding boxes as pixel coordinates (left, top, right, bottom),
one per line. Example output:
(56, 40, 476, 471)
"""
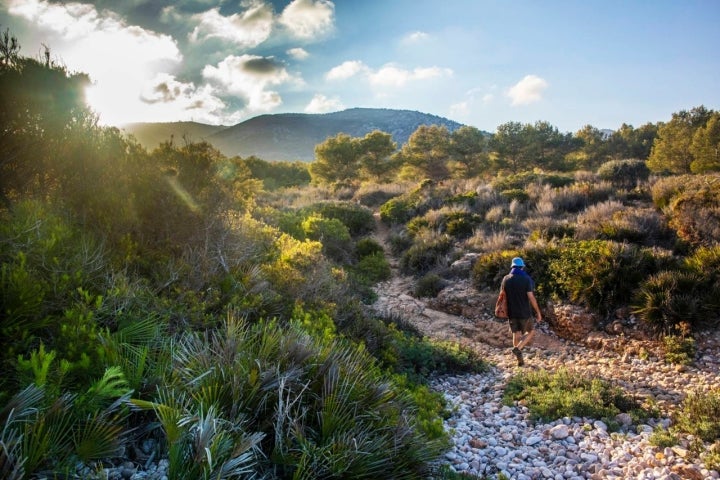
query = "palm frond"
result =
(0, 384, 44, 425)
(81, 366, 130, 413)
(21, 393, 76, 474)
(73, 412, 126, 461)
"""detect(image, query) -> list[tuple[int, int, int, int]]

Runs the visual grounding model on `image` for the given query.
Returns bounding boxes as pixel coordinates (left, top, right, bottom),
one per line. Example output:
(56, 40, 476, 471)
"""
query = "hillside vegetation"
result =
(1, 34, 719, 478)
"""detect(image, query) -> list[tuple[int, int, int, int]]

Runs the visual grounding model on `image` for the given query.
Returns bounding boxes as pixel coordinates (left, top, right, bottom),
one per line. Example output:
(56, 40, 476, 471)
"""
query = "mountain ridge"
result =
(122, 108, 467, 161)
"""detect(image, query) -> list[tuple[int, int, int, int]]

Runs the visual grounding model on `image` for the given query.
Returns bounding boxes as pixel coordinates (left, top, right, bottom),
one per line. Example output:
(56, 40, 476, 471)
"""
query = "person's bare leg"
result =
(512, 331, 522, 348)
(517, 329, 535, 350)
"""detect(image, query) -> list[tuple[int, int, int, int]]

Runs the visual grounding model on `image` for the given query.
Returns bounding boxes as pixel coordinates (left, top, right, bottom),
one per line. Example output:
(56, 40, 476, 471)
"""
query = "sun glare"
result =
(85, 82, 137, 126)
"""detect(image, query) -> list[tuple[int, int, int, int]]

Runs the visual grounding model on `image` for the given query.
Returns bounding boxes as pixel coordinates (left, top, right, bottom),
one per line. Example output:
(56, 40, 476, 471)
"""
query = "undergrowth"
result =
(502, 368, 651, 427)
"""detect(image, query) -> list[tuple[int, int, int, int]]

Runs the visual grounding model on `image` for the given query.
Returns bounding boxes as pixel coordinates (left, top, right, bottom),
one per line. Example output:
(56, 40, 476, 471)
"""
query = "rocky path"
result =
(369, 274, 720, 480)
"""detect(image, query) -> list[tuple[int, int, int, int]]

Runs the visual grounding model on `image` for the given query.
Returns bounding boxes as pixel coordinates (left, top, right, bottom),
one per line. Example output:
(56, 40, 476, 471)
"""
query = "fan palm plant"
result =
(0, 368, 133, 478)
(139, 314, 444, 479)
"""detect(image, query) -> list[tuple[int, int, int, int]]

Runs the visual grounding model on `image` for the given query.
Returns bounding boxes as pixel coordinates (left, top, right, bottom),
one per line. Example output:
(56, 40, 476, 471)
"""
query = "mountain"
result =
(121, 121, 227, 149)
(122, 108, 465, 161)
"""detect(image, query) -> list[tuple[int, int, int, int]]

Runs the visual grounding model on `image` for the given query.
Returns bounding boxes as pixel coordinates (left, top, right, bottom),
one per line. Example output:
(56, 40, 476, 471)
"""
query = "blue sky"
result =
(1, 0, 718, 133)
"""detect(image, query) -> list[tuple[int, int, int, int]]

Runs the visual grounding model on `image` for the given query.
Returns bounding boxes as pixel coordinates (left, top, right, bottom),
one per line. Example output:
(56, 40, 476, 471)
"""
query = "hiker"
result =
(500, 257, 542, 366)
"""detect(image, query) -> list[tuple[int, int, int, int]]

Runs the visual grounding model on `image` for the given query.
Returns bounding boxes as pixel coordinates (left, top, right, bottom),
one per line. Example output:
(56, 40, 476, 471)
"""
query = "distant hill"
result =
(122, 108, 465, 161)
(121, 121, 227, 150)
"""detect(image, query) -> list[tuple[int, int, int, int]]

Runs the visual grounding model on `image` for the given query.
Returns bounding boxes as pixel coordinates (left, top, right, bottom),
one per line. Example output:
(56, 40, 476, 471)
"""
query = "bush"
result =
(652, 174, 720, 247)
(662, 334, 696, 365)
(597, 159, 650, 188)
(546, 240, 659, 315)
(400, 230, 453, 275)
(407, 207, 480, 241)
(388, 229, 414, 256)
(0, 201, 116, 392)
(649, 426, 679, 448)
(375, 320, 489, 385)
(492, 171, 573, 191)
(415, 273, 444, 298)
(304, 201, 375, 237)
(503, 368, 648, 424)
(651, 174, 693, 209)
(500, 188, 529, 203)
(137, 318, 447, 479)
(575, 202, 671, 245)
(464, 229, 515, 253)
(355, 237, 385, 258)
(538, 181, 615, 214)
(684, 245, 720, 320)
(473, 240, 662, 315)
(633, 271, 704, 335)
(301, 213, 353, 263)
(380, 196, 418, 225)
(353, 252, 392, 285)
(673, 388, 720, 442)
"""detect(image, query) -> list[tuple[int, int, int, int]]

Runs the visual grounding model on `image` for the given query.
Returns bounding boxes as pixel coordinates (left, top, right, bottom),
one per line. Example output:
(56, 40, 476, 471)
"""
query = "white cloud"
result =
(8, 0, 187, 125)
(304, 93, 344, 113)
(134, 73, 226, 115)
(287, 47, 310, 60)
(449, 101, 469, 117)
(189, 3, 274, 47)
(369, 64, 452, 87)
(326, 60, 368, 80)
(482, 93, 494, 104)
(203, 54, 296, 112)
(507, 74, 548, 106)
(402, 30, 430, 44)
(279, 0, 335, 40)
(326, 60, 451, 88)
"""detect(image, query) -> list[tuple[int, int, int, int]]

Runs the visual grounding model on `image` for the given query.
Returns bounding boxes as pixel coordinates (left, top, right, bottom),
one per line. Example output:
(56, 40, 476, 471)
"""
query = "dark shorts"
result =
(508, 317, 534, 334)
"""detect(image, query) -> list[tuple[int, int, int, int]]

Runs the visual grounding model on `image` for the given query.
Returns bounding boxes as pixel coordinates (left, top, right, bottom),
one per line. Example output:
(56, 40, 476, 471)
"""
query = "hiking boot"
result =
(512, 347, 524, 366)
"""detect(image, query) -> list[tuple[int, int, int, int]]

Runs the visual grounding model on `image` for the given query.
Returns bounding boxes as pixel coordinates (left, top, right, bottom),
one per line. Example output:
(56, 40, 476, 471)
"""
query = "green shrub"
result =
(304, 201, 375, 237)
(597, 159, 650, 188)
(633, 271, 704, 334)
(649, 426, 678, 448)
(684, 245, 720, 319)
(415, 273, 444, 298)
(407, 208, 480, 241)
(546, 240, 658, 315)
(470, 247, 557, 305)
(445, 213, 479, 239)
(355, 237, 385, 258)
(354, 187, 403, 207)
(388, 229, 414, 256)
(492, 171, 574, 191)
(380, 196, 419, 225)
(378, 324, 488, 385)
(662, 335, 696, 365)
(0, 377, 133, 477)
(500, 188, 529, 203)
(301, 213, 353, 263)
(651, 174, 694, 209)
(652, 174, 720, 247)
(400, 231, 453, 275)
(353, 252, 392, 285)
(0, 201, 115, 392)
(472, 240, 663, 315)
(446, 190, 479, 205)
(136, 318, 446, 478)
(673, 388, 720, 442)
(705, 442, 720, 473)
(503, 368, 647, 424)
(543, 181, 615, 213)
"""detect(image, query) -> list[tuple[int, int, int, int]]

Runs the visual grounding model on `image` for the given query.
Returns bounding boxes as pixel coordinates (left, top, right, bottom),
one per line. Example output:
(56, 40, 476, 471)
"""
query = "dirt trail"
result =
(370, 212, 565, 355)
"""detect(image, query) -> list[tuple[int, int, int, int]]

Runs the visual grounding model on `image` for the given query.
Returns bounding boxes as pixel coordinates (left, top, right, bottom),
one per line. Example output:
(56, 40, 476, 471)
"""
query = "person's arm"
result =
(527, 291, 542, 321)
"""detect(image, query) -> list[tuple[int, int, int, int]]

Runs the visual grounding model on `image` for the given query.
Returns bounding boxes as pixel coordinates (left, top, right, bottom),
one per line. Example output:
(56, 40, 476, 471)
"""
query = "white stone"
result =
(550, 424, 570, 440)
